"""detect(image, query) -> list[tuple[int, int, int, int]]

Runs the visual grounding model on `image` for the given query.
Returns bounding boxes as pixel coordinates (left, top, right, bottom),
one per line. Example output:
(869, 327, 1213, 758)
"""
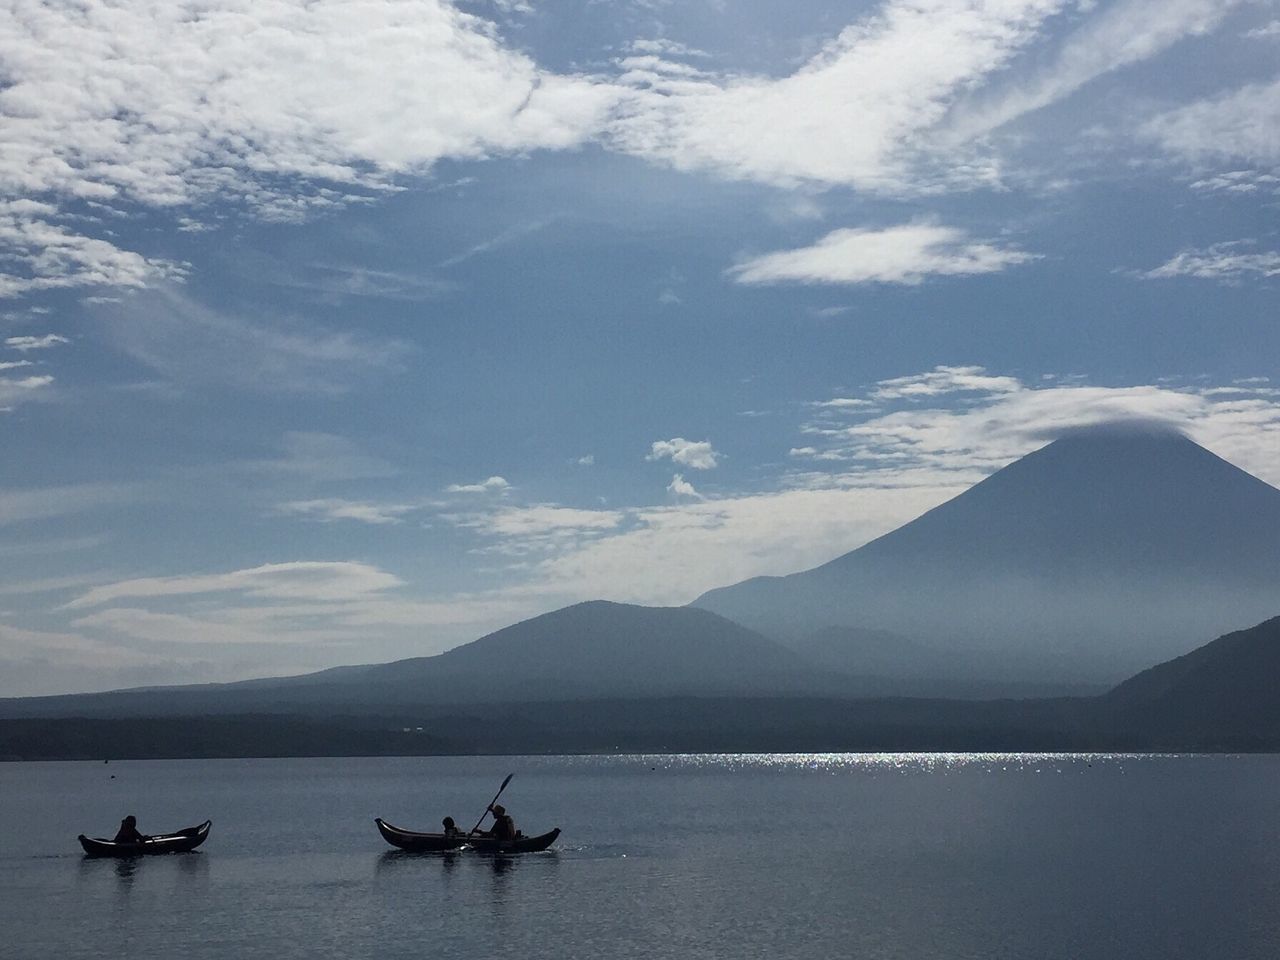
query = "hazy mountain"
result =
(784, 626, 1104, 698)
(694, 426, 1280, 683)
(0, 601, 845, 719)
(7, 614, 1280, 757)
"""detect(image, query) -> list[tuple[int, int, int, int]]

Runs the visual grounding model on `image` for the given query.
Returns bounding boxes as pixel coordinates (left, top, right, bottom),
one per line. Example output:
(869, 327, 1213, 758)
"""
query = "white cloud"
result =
(0, 360, 33, 371)
(872, 365, 1024, 399)
(0, 374, 54, 408)
(811, 398, 875, 409)
(667, 473, 702, 498)
(647, 437, 721, 469)
(629, 39, 711, 59)
(0, 0, 619, 211)
(5, 333, 68, 351)
(577, 454, 595, 466)
(610, 0, 1069, 189)
(0, 207, 184, 298)
(448, 504, 626, 556)
(1143, 77, 1280, 165)
(1189, 170, 1280, 195)
(1244, 20, 1280, 40)
(0, 0, 620, 294)
(65, 560, 404, 610)
(791, 370, 1280, 488)
(1142, 241, 1280, 282)
(276, 498, 422, 525)
(729, 223, 1038, 285)
(945, 0, 1243, 142)
(446, 476, 511, 494)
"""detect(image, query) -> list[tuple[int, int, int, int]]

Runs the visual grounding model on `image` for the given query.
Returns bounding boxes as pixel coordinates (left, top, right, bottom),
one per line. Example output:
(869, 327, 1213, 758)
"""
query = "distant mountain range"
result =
(0, 602, 852, 718)
(4, 614, 1280, 757)
(4, 424, 1278, 757)
(694, 426, 1280, 683)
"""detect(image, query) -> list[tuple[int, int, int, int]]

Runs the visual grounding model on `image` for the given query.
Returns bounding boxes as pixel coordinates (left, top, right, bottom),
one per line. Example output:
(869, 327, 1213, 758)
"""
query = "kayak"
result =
(374, 818, 560, 853)
(78, 820, 211, 857)
(374, 818, 466, 852)
(467, 828, 561, 854)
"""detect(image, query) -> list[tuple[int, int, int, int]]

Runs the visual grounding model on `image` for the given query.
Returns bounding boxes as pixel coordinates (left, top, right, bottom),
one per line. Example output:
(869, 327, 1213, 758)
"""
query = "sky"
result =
(1, 0, 1278, 696)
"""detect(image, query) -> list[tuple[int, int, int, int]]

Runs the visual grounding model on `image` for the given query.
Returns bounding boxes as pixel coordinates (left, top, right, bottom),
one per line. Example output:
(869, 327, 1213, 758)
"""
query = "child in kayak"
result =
(113, 815, 151, 844)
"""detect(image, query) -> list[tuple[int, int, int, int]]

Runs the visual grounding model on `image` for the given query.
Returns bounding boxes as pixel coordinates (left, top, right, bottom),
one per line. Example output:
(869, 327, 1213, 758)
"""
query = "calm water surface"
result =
(1, 753, 1277, 959)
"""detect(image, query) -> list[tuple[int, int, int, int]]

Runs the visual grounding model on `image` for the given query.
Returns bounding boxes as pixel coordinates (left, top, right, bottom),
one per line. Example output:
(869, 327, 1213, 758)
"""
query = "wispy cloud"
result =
(1143, 77, 1280, 166)
(5, 333, 68, 351)
(0, 483, 135, 526)
(729, 223, 1037, 286)
(1244, 20, 1280, 40)
(944, 0, 1244, 142)
(445, 476, 511, 494)
(0, 204, 185, 298)
(276, 498, 425, 526)
(437, 218, 559, 269)
(435, 369, 1280, 609)
(791, 368, 1280, 488)
(66, 560, 404, 610)
(250, 432, 399, 483)
(274, 263, 454, 302)
(647, 437, 721, 469)
(871, 365, 1024, 399)
(610, 0, 1067, 190)
(94, 288, 412, 394)
(1141, 241, 1280, 283)
(0, 373, 54, 409)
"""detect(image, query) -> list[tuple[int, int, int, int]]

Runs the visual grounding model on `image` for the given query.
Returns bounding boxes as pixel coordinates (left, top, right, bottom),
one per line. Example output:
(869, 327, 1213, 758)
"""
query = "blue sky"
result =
(1, 0, 1278, 695)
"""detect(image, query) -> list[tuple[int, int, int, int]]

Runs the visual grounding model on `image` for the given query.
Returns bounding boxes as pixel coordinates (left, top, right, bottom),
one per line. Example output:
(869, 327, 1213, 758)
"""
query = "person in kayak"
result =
(113, 815, 150, 844)
(488, 804, 517, 841)
(442, 816, 461, 839)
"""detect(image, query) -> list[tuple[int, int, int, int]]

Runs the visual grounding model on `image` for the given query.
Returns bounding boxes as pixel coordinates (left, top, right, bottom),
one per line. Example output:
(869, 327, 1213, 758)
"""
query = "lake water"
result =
(1, 753, 1278, 959)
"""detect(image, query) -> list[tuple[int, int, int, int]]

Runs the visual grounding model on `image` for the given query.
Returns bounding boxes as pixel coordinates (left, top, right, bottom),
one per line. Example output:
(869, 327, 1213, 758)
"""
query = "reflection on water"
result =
(75, 851, 209, 889)
(7, 755, 1280, 960)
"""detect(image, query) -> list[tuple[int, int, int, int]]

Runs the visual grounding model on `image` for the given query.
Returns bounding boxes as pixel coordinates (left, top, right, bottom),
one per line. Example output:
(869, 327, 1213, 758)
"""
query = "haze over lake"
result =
(5, 754, 1279, 960)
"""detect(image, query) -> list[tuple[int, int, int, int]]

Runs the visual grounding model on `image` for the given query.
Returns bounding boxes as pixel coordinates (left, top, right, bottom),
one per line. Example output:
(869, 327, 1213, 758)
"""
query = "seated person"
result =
(113, 815, 150, 844)
(441, 816, 461, 839)
(488, 804, 517, 842)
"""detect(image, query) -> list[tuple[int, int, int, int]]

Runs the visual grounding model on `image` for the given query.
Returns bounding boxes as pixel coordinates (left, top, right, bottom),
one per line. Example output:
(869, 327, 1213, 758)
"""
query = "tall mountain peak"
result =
(694, 430, 1280, 683)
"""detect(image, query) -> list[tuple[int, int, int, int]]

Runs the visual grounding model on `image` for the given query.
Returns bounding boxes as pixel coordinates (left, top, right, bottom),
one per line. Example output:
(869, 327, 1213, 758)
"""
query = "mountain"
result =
(0, 601, 845, 719)
(316, 599, 830, 700)
(694, 426, 1280, 684)
(6, 614, 1280, 757)
(1101, 615, 1280, 748)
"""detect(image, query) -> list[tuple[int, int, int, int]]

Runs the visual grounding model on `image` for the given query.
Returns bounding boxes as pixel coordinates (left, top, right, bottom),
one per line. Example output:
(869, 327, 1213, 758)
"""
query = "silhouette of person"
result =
(442, 816, 461, 839)
(113, 815, 150, 844)
(488, 804, 517, 841)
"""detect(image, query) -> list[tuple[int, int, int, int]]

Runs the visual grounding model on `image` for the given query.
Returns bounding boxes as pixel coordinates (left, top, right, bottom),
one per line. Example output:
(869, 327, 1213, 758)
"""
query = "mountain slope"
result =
(1103, 615, 1280, 745)
(694, 426, 1280, 682)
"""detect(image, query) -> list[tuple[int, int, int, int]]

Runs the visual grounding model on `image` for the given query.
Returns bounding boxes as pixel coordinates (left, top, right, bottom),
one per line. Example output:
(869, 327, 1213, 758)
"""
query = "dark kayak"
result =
(374, 818, 466, 852)
(78, 820, 211, 858)
(375, 818, 560, 853)
(467, 828, 561, 854)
